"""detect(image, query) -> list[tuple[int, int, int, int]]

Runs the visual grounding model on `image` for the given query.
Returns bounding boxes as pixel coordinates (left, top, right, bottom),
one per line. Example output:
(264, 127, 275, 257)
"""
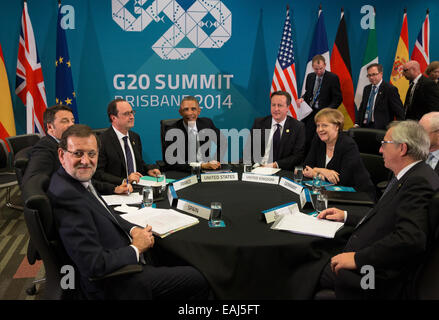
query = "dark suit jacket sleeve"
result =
(423, 79, 439, 112)
(387, 84, 405, 120)
(326, 73, 343, 108)
(354, 175, 432, 271)
(356, 86, 370, 125)
(22, 138, 59, 184)
(276, 120, 306, 170)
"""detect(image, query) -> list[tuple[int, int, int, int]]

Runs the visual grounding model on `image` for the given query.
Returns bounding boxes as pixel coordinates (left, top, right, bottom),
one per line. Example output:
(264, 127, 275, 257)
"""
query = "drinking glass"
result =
(210, 202, 222, 226)
(314, 192, 328, 213)
(142, 186, 153, 207)
(294, 166, 303, 183)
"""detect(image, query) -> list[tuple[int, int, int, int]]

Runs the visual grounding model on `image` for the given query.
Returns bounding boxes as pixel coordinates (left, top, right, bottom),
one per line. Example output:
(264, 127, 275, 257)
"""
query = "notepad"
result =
(120, 208, 199, 238)
(271, 212, 344, 239)
(251, 167, 281, 175)
(101, 193, 143, 206)
(138, 176, 176, 187)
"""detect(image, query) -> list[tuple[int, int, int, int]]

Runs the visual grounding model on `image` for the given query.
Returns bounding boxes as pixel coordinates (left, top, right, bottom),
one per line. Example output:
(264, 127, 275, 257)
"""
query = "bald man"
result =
(403, 60, 439, 120)
(419, 112, 439, 175)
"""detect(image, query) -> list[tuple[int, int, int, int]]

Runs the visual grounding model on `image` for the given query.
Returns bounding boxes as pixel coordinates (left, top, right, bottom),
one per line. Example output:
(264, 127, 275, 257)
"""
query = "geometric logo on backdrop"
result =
(112, 0, 232, 60)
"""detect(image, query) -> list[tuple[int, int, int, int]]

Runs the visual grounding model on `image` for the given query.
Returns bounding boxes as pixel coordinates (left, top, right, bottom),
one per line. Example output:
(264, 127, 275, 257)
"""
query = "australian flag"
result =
(56, 3, 79, 121)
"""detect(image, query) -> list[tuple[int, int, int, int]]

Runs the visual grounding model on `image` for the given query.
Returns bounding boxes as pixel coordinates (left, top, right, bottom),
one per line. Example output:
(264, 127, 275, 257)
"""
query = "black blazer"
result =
(304, 132, 375, 199)
(48, 167, 144, 299)
(343, 161, 439, 297)
(95, 127, 156, 185)
(405, 75, 439, 120)
(356, 81, 405, 129)
(22, 134, 115, 195)
(248, 115, 305, 170)
(302, 71, 343, 109)
(163, 117, 223, 172)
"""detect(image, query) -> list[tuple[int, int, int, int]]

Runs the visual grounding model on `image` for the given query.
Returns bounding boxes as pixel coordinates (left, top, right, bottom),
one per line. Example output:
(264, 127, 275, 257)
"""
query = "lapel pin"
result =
(286, 129, 290, 133)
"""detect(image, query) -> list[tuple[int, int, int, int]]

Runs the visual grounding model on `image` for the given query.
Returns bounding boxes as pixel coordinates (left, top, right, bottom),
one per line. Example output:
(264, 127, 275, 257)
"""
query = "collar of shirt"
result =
(412, 74, 423, 85)
(112, 126, 130, 141)
(48, 134, 60, 143)
(183, 121, 198, 134)
(372, 79, 383, 90)
(431, 149, 439, 159)
(396, 160, 422, 180)
(271, 117, 287, 131)
(80, 180, 91, 190)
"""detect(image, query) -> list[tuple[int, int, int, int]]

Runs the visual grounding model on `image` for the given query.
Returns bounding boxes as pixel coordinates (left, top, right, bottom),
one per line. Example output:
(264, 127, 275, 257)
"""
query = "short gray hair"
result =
(388, 120, 429, 161)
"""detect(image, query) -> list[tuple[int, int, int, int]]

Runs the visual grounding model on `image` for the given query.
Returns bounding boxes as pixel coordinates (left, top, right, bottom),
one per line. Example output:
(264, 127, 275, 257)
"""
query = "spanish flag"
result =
(0, 43, 16, 144)
(330, 9, 355, 129)
(390, 10, 409, 103)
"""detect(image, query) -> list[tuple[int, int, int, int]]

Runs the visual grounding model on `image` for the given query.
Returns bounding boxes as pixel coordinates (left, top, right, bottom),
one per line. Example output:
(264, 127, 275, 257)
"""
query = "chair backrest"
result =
(5, 134, 41, 163)
(92, 128, 107, 137)
(348, 128, 386, 155)
(412, 191, 439, 299)
(359, 153, 391, 187)
(160, 119, 180, 161)
(23, 174, 78, 299)
(0, 139, 9, 170)
(13, 146, 33, 191)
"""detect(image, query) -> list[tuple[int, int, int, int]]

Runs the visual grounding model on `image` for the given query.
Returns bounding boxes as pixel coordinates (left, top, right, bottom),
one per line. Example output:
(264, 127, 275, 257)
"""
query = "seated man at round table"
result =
(302, 108, 376, 200)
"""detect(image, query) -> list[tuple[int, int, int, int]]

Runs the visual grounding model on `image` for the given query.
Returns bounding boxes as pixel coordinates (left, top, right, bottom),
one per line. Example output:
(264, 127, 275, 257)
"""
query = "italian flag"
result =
(354, 11, 378, 110)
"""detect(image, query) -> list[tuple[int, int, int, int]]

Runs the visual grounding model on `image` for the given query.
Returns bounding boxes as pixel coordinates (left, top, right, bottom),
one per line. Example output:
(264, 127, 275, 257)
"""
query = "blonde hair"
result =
(314, 108, 344, 131)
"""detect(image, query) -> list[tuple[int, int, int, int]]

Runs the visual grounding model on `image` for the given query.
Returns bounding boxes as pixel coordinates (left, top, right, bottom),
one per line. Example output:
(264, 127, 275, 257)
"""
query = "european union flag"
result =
(56, 3, 79, 121)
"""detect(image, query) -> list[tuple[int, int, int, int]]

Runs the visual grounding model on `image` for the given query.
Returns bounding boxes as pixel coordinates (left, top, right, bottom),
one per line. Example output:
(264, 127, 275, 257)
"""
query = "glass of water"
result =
(294, 166, 303, 183)
(157, 174, 167, 191)
(210, 202, 222, 226)
(190, 162, 201, 180)
(142, 186, 153, 207)
(314, 192, 328, 213)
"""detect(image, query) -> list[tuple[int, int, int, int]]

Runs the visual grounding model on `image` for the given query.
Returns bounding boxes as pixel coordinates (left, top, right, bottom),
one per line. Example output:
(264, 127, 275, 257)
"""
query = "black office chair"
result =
(14, 146, 33, 191)
(23, 174, 142, 299)
(159, 119, 180, 169)
(92, 128, 107, 137)
(0, 139, 20, 210)
(360, 153, 391, 197)
(348, 128, 386, 155)
(5, 133, 41, 165)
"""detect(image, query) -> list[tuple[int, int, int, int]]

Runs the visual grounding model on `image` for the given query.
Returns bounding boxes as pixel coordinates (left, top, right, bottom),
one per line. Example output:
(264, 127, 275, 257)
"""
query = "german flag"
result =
(330, 9, 355, 129)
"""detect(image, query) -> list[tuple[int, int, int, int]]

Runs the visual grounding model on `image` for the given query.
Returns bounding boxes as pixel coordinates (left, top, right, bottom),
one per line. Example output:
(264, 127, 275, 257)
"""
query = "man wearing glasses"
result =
(95, 98, 160, 186)
(419, 112, 439, 175)
(317, 120, 439, 299)
(355, 63, 404, 129)
(403, 60, 439, 120)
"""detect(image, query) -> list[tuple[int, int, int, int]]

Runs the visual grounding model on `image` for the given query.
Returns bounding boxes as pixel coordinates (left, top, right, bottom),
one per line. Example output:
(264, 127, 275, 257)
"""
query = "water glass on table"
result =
(294, 166, 303, 183)
(142, 186, 153, 207)
(210, 202, 222, 226)
(314, 192, 328, 213)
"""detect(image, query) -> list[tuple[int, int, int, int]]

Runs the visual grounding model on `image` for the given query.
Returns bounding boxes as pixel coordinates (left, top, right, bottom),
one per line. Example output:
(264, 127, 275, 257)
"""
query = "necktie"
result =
(364, 85, 377, 124)
(272, 124, 281, 162)
(404, 81, 415, 114)
(312, 77, 322, 108)
(189, 128, 202, 162)
(122, 136, 134, 175)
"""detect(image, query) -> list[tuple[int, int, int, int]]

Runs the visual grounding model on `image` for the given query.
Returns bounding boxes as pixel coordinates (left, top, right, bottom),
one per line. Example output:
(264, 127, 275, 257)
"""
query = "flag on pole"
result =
(300, 6, 330, 98)
(0, 43, 16, 144)
(330, 9, 355, 129)
(56, 1, 79, 121)
(390, 10, 409, 103)
(354, 8, 378, 110)
(15, 0, 47, 135)
(411, 10, 429, 74)
(270, 6, 300, 119)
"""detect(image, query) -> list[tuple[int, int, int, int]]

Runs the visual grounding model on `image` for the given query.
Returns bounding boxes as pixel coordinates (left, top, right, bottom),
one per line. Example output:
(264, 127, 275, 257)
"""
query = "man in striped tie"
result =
(316, 120, 439, 299)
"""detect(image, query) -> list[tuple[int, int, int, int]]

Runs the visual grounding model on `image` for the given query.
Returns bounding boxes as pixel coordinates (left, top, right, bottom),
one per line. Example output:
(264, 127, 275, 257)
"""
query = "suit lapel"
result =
(109, 127, 127, 172)
(278, 117, 292, 156)
(374, 85, 385, 111)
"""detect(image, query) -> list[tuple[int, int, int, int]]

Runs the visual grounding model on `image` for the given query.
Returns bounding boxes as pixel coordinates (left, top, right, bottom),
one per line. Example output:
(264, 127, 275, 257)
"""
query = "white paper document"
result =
(251, 167, 281, 175)
(120, 207, 199, 238)
(101, 193, 143, 206)
(296, 101, 313, 121)
(271, 212, 344, 238)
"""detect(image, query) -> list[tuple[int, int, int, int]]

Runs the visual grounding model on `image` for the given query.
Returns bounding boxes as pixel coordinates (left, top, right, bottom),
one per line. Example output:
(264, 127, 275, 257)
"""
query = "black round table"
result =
(154, 169, 369, 299)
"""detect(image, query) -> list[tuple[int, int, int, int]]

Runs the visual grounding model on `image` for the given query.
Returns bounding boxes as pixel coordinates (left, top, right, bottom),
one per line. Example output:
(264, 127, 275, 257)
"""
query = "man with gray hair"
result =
(317, 120, 439, 299)
(419, 112, 439, 175)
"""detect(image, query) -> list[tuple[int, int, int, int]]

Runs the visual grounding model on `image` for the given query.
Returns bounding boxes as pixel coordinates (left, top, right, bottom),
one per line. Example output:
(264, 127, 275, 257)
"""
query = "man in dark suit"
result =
(403, 60, 439, 120)
(296, 55, 342, 151)
(420, 112, 439, 175)
(317, 120, 439, 299)
(355, 63, 404, 129)
(22, 104, 130, 195)
(95, 98, 160, 185)
(247, 91, 305, 170)
(163, 96, 224, 172)
(48, 124, 209, 299)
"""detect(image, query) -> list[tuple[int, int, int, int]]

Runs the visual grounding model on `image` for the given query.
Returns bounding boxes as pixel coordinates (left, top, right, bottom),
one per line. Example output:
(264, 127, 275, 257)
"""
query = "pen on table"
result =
(123, 178, 131, 195)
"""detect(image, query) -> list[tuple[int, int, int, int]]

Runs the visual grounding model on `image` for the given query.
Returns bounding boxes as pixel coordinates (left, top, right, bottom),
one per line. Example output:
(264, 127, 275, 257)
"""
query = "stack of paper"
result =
(138, 176, 175, 187)
(120, 208, 199, 238)
(251, 167, 281, 175)
(102, 193, 143, 206)
(271, 212, 344, 239)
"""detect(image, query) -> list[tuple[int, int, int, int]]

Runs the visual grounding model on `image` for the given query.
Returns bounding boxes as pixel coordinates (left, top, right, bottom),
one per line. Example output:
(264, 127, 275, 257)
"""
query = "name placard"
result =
(262, 202, 299, 224)
(177, 199, 211, 220)
(167, 185, 178, 207)
(299, 188, 312, 209)
(242, 173, 280, 185)
(172, 175, 198, 191)
(279, 177, 303, 194)
(201, 172, 238, 182)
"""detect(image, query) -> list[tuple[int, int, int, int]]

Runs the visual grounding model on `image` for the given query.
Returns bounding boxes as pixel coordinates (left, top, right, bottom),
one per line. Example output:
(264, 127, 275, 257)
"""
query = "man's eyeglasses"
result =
(119, 110, 136, 117)
(64, 149, 98, 158)
(366, 73, 380, 78)
(403, 68, 409, 72)
(381, 140, 395, 145)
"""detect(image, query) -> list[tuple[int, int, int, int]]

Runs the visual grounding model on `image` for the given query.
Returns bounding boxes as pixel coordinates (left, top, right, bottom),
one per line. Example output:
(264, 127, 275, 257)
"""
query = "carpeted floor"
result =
(0, 186, 44, 300)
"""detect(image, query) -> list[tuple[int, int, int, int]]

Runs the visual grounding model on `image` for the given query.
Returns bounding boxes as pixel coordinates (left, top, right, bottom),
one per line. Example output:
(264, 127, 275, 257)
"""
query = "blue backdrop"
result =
(1, 0, 438, 163)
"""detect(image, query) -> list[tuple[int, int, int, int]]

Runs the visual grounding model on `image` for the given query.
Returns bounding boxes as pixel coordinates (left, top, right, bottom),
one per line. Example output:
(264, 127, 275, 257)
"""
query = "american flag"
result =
(411, 11, 429, 74)
(270, 6, 299, 119)
(15, 1, 47, 135)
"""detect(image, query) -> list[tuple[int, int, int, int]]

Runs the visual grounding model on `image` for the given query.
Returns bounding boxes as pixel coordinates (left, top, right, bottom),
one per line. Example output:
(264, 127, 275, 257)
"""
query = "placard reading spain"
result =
(201, 172, 238, 182)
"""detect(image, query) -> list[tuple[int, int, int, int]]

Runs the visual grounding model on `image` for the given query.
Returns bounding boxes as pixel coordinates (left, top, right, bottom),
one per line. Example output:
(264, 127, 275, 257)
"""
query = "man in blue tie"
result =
(355, 63, 404, 129)
(419, 112, 439, 175)
(316, 120, 439, 299)
(95, 99, 160, 185)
